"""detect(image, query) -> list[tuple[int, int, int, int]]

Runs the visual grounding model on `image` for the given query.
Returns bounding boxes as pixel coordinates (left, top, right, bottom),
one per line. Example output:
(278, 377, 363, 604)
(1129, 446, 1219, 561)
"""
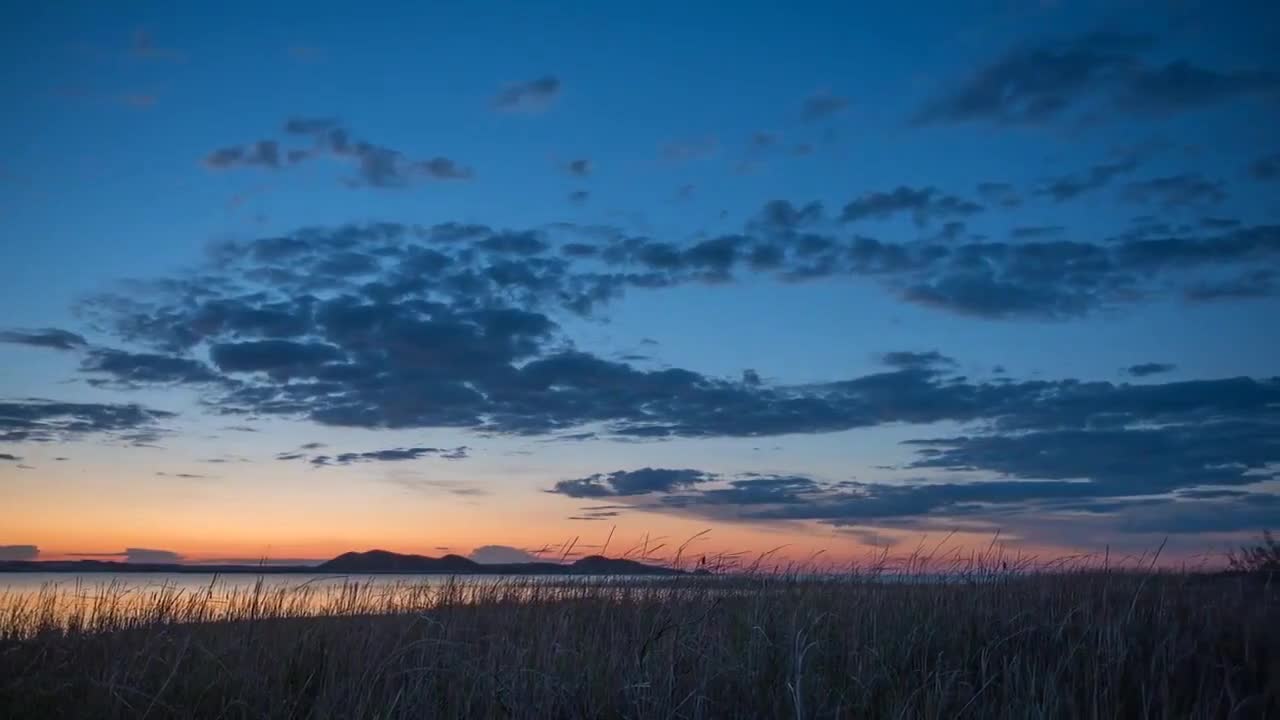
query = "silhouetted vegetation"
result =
(1, 552, 1277, 718)
(1228, 530, 1280, 575)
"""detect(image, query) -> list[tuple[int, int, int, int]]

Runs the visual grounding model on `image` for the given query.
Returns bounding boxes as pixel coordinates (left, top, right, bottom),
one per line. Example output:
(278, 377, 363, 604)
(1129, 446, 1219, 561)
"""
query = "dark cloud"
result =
(1037, 156, 1138, 201)
(204, 121, 471, 188)
(1250, 152, 1280, 181)
(469, 545, 538, 563)
(1200, 217, 1241, 230)
(204, 140, 280, 170)
(976, 182, 1022, 208)
(568, 508, 622, 520)
(210, 340, 343, 376)
(0, 545, 38, 561)
(0, 453, 21, 462)
(0, 399, 174, 443)
(905, 422, 1278, 498)
(492, 76, 561, 112)
(914, 31, 1279, 126)
(1116, 61, 1280, 115)
(801, 91, 849, 120)
(551, 468, 712, 498)
(82, 348, 223, 387)
(339, 142, 471, 187)
(752, 199, 825, 236)
(841, 186, 982, 225)
(155, 471, 210, 479)
(65, 210, 1280, 440)
(0, 328, 88, 351)
(564, 159, 591, 176)
(1184, 270, 1276, 301)
(1122, 174, 1226, 208)
(1126, 362, 1175, 377)
(560, 463, 1278, 540)
(283, 117, 340, 135)
(880, 351, 956, 370)
(1010, 226, 1065, 239)
(568, 190, 590, 205)
(304, 446, 469, 466)
(417, 157, 473, 180)
(73, 548, 185, 563)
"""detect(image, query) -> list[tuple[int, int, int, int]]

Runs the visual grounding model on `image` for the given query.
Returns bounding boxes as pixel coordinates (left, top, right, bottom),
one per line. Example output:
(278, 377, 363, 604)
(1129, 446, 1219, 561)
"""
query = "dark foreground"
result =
(2, 573, 1277, 719)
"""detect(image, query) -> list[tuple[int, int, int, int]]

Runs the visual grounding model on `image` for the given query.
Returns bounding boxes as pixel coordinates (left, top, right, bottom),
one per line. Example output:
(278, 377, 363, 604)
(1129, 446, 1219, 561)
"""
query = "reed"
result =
(1, 555, 1276, 718)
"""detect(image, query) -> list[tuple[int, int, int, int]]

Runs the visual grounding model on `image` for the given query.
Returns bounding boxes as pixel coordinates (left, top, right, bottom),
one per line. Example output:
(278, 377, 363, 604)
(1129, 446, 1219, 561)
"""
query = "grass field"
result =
(1, 562, 1277, 719)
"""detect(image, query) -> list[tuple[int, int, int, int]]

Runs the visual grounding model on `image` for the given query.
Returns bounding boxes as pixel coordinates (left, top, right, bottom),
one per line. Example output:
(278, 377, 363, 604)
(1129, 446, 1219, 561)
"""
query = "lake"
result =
(0, 572, 661, 632)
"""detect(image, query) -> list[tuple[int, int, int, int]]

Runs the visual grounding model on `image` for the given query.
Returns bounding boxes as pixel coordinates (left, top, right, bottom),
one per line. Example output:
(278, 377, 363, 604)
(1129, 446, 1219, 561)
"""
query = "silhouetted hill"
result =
(1, 551, 681, 575)
(316, 550, 680, 575)
(318, 550, 483, 573)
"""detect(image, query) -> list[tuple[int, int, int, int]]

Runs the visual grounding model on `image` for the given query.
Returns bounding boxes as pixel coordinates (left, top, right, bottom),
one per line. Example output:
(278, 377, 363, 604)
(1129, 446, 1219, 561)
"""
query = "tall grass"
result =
(1, 562, 1276, 718)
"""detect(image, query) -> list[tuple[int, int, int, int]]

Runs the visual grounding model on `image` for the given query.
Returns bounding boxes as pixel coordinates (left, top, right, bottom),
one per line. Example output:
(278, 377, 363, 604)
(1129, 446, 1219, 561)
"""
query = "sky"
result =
(1, 0, 1278, 568)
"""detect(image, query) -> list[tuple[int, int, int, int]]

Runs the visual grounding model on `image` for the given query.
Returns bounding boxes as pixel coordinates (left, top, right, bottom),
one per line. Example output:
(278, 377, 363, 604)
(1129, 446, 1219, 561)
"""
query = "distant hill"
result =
(0, 551, 681, 576)
(317, 550, 680, 575)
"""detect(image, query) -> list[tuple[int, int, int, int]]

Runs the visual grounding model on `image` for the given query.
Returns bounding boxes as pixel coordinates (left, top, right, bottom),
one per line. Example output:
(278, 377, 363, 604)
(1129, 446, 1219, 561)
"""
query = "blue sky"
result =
(1, 1, 1278, 565)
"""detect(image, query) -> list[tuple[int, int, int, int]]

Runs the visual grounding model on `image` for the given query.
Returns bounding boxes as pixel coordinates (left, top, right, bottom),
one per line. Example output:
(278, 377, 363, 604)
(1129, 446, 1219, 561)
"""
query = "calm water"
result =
(0, 572, 476, 595)
(0, 571, 971, 631)
(0, 572, 641, 630)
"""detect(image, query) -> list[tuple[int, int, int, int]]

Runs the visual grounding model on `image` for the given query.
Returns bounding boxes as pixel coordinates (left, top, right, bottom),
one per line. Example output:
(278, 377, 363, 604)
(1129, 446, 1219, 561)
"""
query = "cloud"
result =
(976, 182, 1022, 208)
(552, 468, 712, 498)
(1011, 226, 1065, 239)
(417, 157, 473, 180)
(204, 140, 281, 170)
(1116, 61, 1280, 115)
(492, 76, 561, 112)
(1125, 362, 1175, 377)
(564, 159, 591, 177)
(469, 545, 539, 563)
(74, 548, 185, 563)
(284, 117, 339, 134)
(1250, 152, 1280, 181)
(569, 190, 590, 205)
(841, 186, 983, 225)
(1185, 270, 1276, 302)
(1122, 174, 1227, 207)
(0, 545, 38, 561)
(204, 121, 471, 188)
(57, 205, 1280, 443)
(0, 328, 88, 351)
(82, 348, 224, 387)
(302, 446, 469, 466)
(801, 91, 849, 120)
(880, 351, 956, 370)
(914, 31, 1279, 126)
(568, 509, 621, 521)
(0, 453, 21, 461)
(1037, 157, 1139, 201)
(555, 464, 1278, 543)
(0, 399, 174, 443)
(123, 548, 185, 563)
